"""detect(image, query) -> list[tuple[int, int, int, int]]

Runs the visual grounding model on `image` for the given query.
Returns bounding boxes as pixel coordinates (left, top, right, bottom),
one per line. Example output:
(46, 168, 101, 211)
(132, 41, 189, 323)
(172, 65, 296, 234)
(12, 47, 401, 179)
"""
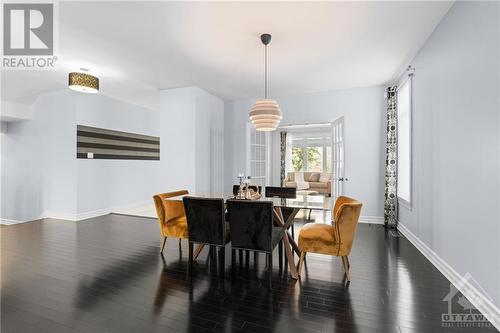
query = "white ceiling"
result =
(1, 1, 453, 110)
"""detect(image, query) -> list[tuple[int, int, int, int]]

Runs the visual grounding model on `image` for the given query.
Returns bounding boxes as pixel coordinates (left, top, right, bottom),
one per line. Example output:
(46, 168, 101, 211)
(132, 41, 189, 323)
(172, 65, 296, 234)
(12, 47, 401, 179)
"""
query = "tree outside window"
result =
(292, 147, 304, 171)
(306, 147, 323, 172)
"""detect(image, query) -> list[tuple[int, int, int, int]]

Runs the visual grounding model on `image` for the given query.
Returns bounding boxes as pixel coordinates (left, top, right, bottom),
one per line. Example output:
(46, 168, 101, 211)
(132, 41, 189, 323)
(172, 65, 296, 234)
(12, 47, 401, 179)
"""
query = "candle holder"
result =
(236, 173, 252, 199)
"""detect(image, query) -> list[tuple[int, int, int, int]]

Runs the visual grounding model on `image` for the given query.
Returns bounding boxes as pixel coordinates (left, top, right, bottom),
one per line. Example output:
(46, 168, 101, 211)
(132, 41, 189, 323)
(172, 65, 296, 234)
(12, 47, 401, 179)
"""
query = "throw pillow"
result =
(294, 172, 305, 182)
(308, 173, 320, 182)
(319, 172, 331, 183)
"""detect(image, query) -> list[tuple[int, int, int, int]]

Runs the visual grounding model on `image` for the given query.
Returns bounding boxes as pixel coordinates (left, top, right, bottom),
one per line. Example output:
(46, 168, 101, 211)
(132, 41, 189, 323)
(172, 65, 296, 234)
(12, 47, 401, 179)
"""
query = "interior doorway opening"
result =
(276, 119, 345, 221)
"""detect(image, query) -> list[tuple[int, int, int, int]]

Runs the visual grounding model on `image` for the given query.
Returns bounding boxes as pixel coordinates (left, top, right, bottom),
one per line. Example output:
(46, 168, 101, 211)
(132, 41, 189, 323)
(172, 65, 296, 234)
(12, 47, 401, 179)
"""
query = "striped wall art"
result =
(77, 125, 160, 160)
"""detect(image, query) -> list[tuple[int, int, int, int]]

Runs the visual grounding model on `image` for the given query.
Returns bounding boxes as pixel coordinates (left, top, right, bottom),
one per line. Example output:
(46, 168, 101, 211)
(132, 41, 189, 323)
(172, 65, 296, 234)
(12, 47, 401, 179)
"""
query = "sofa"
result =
(284, 172, 332, 196)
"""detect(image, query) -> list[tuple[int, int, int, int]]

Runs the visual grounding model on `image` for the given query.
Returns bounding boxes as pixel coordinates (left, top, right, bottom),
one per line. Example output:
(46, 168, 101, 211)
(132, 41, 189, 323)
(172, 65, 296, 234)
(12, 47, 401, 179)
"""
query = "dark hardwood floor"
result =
(1, 213, 497, 333)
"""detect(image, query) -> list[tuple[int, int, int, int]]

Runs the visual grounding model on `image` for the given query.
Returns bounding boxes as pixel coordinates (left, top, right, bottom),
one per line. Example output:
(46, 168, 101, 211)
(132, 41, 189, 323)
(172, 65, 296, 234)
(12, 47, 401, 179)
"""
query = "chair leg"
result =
(239, 249, 243, 264)
(346, 255, 350, 268)
(219, 247, 225, 278)
(268, 253, 273, 289)
(188, 242, 194, 274)
(193, 244, 204, 261)
(291, 224, 295, 239)
(278, 241, 283, 270)
(211, 246, 217, 265)
(297, 252, 306, 277)
(342, 256, 350, 282)
(160, 237, 167, 253)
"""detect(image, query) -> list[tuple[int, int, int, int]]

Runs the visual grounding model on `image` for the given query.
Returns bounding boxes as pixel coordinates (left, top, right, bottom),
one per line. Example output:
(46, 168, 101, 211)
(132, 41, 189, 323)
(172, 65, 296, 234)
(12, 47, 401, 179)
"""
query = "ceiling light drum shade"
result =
(249, 99, 282, 131)
(68, 72, 99, 93)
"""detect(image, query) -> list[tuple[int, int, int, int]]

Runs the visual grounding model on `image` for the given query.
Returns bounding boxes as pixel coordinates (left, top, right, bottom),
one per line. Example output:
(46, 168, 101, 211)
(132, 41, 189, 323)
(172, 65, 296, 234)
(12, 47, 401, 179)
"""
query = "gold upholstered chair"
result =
(153, 190, 190, 254)
(297, 196, 362, 282)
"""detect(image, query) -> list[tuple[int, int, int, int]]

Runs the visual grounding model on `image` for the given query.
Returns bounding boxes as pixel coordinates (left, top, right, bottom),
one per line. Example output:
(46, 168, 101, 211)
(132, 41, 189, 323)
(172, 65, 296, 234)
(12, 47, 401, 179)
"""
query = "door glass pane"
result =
(248, 127, 267, 186)
(258, 146, 265, 161)
(326, 146, 332, 173)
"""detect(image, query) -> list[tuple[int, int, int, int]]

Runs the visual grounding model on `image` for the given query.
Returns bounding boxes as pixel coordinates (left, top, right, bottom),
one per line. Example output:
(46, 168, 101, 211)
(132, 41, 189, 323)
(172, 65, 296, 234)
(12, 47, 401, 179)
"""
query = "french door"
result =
(246, 124, 270, 188)
(331, 117, 345, 200)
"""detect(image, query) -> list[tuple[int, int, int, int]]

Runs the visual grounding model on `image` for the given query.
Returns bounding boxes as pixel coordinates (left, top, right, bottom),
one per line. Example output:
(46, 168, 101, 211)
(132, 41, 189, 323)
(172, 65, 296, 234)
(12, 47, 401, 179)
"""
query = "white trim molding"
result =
(359, 216, 384, 224)
(76, 208, 111, 221)
(398, 223, 500, 330)
(1, 201, 153, 225)
(0, 218, 31, 225)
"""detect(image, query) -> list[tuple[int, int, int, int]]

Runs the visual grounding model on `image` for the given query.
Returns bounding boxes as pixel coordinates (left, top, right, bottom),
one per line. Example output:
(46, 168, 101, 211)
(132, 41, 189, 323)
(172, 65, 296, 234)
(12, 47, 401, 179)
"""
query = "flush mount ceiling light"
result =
(249, 33, 282, 131)
(68, 70, 99, 93)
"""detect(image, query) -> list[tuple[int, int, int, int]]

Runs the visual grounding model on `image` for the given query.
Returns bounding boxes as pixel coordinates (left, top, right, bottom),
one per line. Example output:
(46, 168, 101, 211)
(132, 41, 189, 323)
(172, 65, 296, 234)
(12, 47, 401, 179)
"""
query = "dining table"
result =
(261, 193, 332, 279)
(179, 192, 333, 280)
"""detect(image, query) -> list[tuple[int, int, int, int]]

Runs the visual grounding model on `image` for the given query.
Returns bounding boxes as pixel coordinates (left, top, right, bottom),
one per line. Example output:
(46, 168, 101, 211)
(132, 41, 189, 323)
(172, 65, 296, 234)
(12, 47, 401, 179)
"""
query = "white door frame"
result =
(246, 123, 271, 186)
(331, 116, 346, 200)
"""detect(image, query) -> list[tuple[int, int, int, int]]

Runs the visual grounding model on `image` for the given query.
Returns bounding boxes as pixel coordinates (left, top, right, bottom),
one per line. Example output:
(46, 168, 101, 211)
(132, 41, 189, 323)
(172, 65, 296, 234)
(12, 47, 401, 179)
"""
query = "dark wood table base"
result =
(273, 207, 301, 279)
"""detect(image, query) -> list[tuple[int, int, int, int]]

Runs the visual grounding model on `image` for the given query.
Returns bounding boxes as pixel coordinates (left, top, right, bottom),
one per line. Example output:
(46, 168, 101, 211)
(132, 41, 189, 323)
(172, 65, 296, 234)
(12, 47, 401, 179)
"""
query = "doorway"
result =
(279, 118, 346, 201)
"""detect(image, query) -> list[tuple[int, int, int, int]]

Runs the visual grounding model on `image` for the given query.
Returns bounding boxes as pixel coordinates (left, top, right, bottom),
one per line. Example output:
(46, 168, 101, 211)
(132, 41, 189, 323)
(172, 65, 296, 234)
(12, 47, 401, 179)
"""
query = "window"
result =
(291, 147, 304, 171)
(306, 147, 322, 172)
(287, 132, 331, 174)
(397, 78, 412, 204)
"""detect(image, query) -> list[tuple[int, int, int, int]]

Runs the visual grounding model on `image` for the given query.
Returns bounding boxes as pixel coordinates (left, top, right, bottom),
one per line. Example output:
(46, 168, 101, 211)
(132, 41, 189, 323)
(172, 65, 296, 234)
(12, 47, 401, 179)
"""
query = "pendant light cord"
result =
(264, 44, 268, 99)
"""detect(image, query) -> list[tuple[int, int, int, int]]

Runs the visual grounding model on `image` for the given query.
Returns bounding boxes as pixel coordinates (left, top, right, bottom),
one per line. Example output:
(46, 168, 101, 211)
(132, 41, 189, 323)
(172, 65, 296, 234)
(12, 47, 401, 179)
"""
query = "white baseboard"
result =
(1, 213, 50, 225)
(359, 215, 384, 224)
(75, 208, 111, 221)
(110, 200, 151, 214)
(42, 211, 78, 221)
(0, 218, 30, 225)
(398, 223, 500, 330)
(1, 201, 152, 224)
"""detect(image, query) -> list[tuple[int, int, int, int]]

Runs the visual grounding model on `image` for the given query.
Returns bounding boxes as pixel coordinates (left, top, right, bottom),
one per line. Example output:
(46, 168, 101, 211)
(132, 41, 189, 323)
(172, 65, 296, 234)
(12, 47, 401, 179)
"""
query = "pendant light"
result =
(249, 34, 282, 131)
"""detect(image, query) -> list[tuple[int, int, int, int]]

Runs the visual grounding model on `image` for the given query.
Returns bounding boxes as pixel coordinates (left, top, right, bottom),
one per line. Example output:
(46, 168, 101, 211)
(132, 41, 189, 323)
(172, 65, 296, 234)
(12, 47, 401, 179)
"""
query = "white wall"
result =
(1, 91, 77, 221)
(194, 88, 225, 195)
(159, 86, 224, 195)
(159, 87, 197, 194)
(75, 93, 162, 215)
(1, 100, 32, 122)
(399, 1, 500, 307)
(2, 86, 224, 221)
(224, 86, 386, 218)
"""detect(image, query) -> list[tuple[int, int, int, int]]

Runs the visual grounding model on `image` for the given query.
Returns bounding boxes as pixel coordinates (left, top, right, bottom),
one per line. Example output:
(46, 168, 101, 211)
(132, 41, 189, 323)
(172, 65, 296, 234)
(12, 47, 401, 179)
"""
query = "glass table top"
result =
(183, 192, 333, 211)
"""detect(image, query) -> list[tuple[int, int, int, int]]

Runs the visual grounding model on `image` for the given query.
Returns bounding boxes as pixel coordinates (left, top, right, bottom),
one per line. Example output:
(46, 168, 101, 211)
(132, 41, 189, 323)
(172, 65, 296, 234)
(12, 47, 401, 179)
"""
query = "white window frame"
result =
(396, 75, 413, 209)
(289, 133, 332, 173)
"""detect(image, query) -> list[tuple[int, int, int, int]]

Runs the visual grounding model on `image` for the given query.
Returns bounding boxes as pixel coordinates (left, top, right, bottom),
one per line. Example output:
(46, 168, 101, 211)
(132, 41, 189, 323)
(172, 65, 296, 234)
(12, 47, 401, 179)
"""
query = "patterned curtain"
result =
(280, 131, 287, 186)
(384, 86, 398, 228)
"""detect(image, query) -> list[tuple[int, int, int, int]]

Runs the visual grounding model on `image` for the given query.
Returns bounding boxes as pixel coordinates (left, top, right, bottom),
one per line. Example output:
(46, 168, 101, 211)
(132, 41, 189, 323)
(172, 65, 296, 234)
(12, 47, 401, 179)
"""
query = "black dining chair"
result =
(226, 199, 283, 288)
(232, 185, 262, 196)
(183, 197, 230, 276)
(264, 186, 297, 238)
